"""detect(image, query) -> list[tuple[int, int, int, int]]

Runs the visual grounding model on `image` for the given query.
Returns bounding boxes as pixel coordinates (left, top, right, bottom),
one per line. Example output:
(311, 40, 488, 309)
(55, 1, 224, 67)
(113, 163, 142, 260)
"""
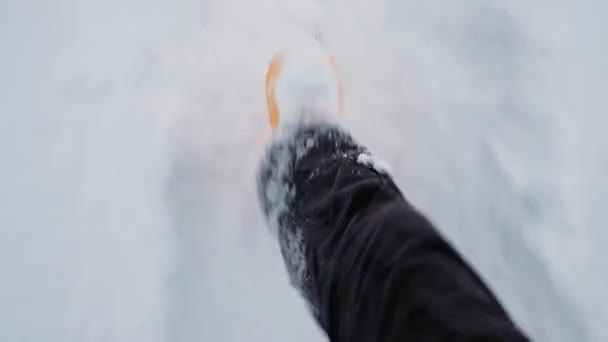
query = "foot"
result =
(265, 41, 343, 132)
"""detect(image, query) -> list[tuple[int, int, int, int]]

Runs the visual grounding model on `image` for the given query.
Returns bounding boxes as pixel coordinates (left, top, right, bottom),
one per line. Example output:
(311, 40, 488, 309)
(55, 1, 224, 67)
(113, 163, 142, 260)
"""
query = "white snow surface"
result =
(1, 0, 607, 341)
(273, 40, 342, 125)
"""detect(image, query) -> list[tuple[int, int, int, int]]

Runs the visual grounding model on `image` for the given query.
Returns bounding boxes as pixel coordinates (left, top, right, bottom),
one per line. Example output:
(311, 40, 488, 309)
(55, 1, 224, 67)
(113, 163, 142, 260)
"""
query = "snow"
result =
(357, 153, 392, 175)
(1, 0, 607, 341)
(273, 39, 342, 125)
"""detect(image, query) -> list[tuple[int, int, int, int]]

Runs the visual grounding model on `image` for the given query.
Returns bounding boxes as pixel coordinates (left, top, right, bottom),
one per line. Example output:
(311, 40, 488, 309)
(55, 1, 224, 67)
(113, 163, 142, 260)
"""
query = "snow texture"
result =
(273, 41, 342, 125)
(1, 0, 607, 341)
(357, 153, 392, 175)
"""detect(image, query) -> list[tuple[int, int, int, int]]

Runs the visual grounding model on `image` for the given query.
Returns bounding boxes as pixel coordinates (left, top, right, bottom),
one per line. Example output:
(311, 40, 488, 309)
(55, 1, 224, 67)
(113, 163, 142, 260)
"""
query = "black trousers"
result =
(258, 121, 529, 342)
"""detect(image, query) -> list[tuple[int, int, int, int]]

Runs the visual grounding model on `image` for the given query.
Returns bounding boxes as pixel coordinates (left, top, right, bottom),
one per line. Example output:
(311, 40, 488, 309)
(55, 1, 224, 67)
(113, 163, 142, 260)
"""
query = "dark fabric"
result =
(258, 122, 529, 342)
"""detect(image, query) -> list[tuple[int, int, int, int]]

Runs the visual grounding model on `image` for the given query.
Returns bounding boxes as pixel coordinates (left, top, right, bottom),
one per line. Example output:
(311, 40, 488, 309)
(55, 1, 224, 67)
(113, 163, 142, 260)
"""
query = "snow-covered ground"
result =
(1, 0, 606, 341)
